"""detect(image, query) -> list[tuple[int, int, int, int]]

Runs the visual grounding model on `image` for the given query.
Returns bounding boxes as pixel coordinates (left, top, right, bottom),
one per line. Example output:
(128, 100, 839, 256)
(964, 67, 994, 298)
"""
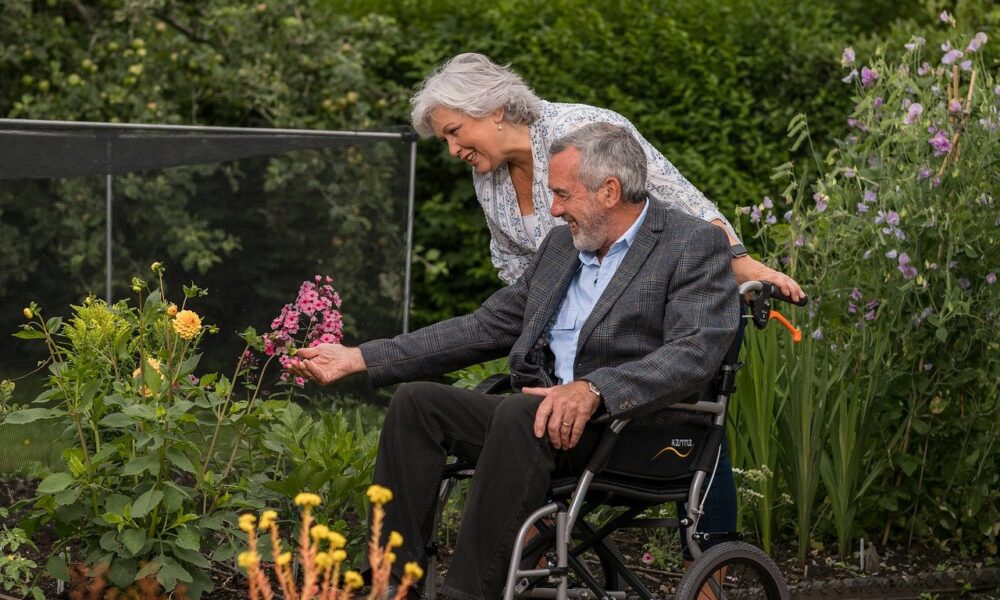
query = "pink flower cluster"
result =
(265, 275, 344, 384)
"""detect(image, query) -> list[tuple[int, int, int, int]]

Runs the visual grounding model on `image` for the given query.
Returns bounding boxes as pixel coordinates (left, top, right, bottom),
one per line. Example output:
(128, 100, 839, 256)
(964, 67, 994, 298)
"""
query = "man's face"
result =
(548, 148, 609, 253)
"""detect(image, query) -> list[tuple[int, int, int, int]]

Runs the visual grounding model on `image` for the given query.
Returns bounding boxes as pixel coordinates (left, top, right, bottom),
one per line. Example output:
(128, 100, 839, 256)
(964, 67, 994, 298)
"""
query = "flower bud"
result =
(166, 304, 178, 317)
(22, 308, 33, 319)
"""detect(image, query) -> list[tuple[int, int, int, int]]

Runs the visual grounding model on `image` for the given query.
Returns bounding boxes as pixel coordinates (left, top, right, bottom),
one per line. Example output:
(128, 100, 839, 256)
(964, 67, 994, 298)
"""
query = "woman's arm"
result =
(710, 219, 805, 302)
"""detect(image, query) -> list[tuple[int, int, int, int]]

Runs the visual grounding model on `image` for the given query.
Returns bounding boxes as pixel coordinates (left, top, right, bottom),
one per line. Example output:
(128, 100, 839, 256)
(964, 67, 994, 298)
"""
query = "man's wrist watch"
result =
(730, 243, 749, 258)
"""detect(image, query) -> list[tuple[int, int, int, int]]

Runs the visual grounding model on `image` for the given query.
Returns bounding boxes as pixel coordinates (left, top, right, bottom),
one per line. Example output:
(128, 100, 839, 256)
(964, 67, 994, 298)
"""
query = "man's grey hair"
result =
(410, 53, 542, 138)
(549, 123, 648, 204)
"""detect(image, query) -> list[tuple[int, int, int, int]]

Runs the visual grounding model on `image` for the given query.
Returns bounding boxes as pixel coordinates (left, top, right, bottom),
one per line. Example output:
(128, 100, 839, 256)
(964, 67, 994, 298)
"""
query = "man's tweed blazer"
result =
(360, 201, 740, 421)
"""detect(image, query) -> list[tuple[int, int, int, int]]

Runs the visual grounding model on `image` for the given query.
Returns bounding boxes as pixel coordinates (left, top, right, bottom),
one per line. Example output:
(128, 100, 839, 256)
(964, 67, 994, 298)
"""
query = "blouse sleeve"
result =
(548, 104, 740, 243)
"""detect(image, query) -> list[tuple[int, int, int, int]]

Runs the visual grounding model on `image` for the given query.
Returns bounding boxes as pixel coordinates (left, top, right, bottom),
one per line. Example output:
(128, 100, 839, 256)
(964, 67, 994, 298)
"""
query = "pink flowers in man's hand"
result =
(265, 275, 344, 384)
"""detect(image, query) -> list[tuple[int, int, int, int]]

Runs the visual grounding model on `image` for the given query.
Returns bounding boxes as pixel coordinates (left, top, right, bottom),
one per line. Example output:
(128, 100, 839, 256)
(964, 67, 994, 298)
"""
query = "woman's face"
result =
(430, 106, 504, 173)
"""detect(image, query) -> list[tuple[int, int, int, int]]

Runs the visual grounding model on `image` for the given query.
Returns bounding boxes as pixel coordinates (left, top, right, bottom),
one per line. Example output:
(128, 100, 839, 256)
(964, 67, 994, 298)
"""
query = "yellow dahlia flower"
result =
(172, 309, 202, 340)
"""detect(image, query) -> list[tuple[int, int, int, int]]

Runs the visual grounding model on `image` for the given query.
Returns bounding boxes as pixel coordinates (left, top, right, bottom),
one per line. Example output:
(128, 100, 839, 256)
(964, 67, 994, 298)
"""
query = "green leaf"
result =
(54, 487, 82, 506)
(46, 554, 69, 581)
(122, 454, 160, 477)
(132, 489, 164, 519)
(4, 407, 64, 424)
(108, 558, 137, 589)
(135, 560, 161, 580)
(37, 472, 74, 494)
(175, 527, 200, 552)
(935, 327, 948, 342)
(100, 412, 134, 428)
(166, 447, 197, 474)
(172, 545, 210, 568)
(178, 353, 202, 376)
(120, 528, 147, 555)
(123, 404, 157, 421)
(12, 329, 46, 339)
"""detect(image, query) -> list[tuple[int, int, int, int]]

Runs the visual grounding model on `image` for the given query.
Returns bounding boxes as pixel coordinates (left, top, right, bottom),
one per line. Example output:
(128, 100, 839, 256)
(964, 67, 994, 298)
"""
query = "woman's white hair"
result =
(410, 53, 542, 138)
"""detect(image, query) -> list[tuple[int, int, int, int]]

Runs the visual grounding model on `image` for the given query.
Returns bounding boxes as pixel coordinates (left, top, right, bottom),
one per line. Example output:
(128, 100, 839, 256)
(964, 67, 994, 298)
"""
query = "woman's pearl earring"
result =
(497, 123, 503, 131)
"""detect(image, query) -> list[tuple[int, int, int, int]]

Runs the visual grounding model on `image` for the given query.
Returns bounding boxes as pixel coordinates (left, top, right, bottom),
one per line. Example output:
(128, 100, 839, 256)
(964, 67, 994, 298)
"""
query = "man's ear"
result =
(602, 177, 623, 207)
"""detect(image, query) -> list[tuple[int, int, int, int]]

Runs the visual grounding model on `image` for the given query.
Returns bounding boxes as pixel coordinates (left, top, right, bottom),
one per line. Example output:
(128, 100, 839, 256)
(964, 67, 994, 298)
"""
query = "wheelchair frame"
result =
(422, 281, 799, 600)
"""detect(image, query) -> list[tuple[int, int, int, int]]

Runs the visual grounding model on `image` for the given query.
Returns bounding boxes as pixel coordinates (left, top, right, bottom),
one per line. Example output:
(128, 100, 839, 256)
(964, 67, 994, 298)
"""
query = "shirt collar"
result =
(579, 199, 650, 264)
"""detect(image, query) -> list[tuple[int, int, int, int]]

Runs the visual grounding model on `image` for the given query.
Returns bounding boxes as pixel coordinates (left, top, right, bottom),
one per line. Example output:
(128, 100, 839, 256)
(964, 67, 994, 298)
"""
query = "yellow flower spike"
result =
(327, 531, 346, 549)
(237, 551, 259, 569)
(386, 551, 397, 564)
(22, 308, 33, 319)
(275, 551, 292, 566)
(294, 492, 322, 508)
(238, 513, 257, 533)
(331, 549, 347, 563)
(259, 509, 278, 530)
(172, 309, 202, 340)
(310, 524, 330, 542)
(404, 562, 424, 580)
(388, 530, 403, 548)
(366, 484, 393, 506)
(343, 571, 364, 590)
(166, 303, 178, 317)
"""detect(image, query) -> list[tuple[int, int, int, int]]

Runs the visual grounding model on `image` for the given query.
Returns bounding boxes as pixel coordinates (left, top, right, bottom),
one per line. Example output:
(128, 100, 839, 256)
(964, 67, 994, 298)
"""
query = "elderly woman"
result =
(411, 52, 804, 300)
(409, 52, 798, 573)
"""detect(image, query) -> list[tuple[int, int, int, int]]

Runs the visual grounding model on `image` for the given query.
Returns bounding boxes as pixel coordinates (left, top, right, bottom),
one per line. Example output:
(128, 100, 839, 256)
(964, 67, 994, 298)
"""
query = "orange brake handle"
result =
(769, 309, 802, 343)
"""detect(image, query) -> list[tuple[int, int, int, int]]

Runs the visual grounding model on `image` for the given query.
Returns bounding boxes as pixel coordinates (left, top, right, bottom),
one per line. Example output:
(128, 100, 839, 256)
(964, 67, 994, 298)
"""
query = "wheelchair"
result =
(422, 281, 806, 600)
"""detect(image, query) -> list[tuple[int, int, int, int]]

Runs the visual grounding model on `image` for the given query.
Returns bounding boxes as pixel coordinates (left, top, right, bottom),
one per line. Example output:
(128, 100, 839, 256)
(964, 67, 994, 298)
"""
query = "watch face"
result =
(731, 243, 748, 258)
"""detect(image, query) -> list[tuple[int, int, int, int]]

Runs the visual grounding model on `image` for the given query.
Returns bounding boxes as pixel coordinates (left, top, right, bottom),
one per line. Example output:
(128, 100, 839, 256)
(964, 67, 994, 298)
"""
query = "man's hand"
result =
(523, 380, 601, 450)
(287, 344, 366, 385)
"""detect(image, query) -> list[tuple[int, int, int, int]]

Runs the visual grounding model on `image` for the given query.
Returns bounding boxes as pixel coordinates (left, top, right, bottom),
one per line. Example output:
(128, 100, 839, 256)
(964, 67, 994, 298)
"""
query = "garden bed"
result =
(5, 476, 996, 600)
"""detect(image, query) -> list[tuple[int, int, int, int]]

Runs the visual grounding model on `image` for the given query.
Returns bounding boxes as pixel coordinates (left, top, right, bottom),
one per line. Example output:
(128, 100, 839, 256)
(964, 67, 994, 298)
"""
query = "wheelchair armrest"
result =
(584, 418, 630, 475)
(473, 373, 514, 394)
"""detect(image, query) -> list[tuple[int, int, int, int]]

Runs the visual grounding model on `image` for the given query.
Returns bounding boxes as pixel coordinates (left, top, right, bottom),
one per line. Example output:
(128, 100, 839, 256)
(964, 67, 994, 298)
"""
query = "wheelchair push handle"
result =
(739, 280, 808, 342)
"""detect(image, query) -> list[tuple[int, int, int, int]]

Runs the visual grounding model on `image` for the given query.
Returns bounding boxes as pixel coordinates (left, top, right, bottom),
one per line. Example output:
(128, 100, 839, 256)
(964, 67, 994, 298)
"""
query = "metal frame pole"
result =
(402, 138, 418, 333)
(105, 135, 113, 303)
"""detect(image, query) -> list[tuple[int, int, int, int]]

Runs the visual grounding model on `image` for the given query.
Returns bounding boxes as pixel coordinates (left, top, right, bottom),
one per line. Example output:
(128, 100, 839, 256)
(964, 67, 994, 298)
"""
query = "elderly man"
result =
(291, 122, 740, 600)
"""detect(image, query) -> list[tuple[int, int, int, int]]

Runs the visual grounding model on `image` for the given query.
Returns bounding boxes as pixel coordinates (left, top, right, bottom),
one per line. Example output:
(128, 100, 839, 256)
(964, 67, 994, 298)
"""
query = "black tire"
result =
(674, 541, 788, 600)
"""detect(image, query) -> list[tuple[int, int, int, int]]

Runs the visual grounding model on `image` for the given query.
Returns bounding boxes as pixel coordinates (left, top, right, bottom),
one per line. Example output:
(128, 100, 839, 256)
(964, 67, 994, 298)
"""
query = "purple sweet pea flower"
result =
(903, 102, 924, 124)
(783, 210, 793, 222)
(762, 196, 773, 209)
(813, 192, 828, 213)
(918, 167, 932, 179)
(987, 272, 997, 285)
(898, 253, 918, 280)
(860, 67, 879, 88)
(959, 277, 971, 290)
(750, 205, 762, 224)
(995, 85, 1000, 97)
(923, 363, 933, 371)
(886, 249, 898, 259)
(842, 69, 858, 84)
(765, 213, 777, 225)
(842, 46, 856, 66)
(966, 32, 988, 53)
(895, 229, 906, 240)
(885, 211, 900, 226)
(949, 260, 958, 270)
(811, 328, 824, 340)
(905, 37, 926, 52)
(873, 96, 884, 108)
(740, 206, 751, 215)
(851, 288, 863, 301)
(844, 167, 856, 178)
(942, 49, 964, 65)
(960, 60, 972, 71)
(929, 131, 952, 156)
(916, 306, 933, 323)
(948, 99, 962, 112)
(865, 309, 877, 321)
(932, 176, 942, 187)
(847, 302, 858, 314)
(918, 62, 932, 76)
(795, 235, 805, 247)
(857, 202, 869, 213)
(939, 10, 953, 24)
(864, 190, 877, 203)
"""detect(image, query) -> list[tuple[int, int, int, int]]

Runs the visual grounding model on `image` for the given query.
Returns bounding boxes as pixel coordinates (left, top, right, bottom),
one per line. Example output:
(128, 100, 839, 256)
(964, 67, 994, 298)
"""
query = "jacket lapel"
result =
(524, 241, 580, 344)
(576, 203, 665, 350)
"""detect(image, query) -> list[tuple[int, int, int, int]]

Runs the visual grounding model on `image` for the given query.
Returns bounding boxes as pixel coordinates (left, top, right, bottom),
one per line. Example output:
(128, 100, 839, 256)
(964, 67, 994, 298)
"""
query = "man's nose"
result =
(550, 195, 563, 217)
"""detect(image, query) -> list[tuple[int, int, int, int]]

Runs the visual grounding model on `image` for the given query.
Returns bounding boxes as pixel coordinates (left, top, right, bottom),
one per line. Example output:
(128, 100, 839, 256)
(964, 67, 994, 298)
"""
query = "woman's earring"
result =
(497, 123, 503, 131)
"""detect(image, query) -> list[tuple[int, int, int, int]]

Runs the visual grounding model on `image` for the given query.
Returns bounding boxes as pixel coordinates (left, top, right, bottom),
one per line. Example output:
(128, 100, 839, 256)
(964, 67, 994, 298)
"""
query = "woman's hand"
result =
(731, 256, 805, 303)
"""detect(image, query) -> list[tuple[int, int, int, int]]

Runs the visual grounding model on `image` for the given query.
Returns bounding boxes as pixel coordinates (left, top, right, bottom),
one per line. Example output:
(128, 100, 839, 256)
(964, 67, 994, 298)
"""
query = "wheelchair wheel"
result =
(673, 541, 788, 600)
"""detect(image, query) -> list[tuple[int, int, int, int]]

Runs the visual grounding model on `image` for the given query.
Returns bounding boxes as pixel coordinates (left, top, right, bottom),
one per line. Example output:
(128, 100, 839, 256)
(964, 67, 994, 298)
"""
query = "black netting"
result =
(0, 120, 414, 465)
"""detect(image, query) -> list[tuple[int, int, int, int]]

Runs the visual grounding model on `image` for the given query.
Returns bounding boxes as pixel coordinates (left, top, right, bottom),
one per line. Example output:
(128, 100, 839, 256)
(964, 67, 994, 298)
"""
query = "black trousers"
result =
(371, 381, 605, 600)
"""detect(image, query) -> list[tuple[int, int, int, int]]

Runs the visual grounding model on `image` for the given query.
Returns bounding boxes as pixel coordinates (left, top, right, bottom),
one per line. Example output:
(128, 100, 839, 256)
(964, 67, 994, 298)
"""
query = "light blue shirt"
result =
(548, 201, 650, 384)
